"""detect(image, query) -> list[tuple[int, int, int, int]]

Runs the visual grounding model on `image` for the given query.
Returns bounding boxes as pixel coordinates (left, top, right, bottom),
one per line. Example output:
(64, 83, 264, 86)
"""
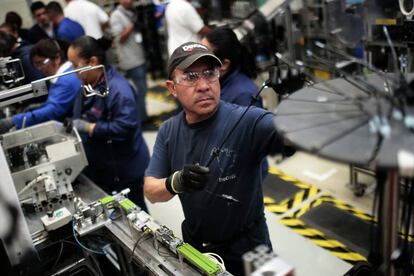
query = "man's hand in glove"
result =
(0, 118, 14, 134)
(73, 119, 95, 137)
(165, 164, 210, 194)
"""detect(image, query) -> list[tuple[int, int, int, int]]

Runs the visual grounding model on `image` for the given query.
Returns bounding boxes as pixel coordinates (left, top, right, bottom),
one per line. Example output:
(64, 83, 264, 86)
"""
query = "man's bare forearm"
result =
(144, 176, 175, 203)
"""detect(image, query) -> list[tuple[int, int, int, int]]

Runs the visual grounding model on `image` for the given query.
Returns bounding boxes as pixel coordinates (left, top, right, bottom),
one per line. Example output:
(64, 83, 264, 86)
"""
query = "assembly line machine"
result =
(0, 58, 290, 276)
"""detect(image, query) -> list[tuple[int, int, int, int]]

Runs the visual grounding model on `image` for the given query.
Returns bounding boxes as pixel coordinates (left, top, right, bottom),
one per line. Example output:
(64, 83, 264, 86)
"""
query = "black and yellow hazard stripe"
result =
(265, 170, 414, 263)
(292, 195, 374, 222)
(292, 195, 414, 242)
(280, 194, 414, 264)
(287, 194, 370, 263)
(264, 167, 320, 215)
(279, 217, 366, 264)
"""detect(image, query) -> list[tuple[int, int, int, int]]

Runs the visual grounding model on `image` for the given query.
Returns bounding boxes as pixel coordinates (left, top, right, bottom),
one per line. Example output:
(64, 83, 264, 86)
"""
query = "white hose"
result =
(399, 0, 414, 17)
(18, 174, 51, 198)
(204, 252, 226, 271)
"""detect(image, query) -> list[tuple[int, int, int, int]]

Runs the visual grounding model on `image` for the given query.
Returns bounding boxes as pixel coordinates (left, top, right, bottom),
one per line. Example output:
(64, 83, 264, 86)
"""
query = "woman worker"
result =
(0, 38, 81, 133)
(201, 27, 262, 107)
(67, 36, 150, 211)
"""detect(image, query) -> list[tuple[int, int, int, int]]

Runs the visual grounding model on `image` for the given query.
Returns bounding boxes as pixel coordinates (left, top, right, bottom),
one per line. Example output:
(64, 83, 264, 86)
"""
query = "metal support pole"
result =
(284, 6, 295, 61)
(381, 171, 399, 276)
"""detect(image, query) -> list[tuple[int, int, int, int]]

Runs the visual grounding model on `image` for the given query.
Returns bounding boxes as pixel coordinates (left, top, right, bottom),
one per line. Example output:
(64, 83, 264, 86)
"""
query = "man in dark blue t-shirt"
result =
(144, 42, 292, 276)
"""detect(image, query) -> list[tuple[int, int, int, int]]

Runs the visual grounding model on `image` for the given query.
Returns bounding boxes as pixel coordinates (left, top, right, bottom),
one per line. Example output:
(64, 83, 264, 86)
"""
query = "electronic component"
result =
(1, 121, 88, 212)
(177, 243, 222, 276)
(107, 190, 230, 275)
(0, 57, 25, 85)
(40, 206, 72, 231)
(73, 197, 110, 237)
(154, 226, 183, 254)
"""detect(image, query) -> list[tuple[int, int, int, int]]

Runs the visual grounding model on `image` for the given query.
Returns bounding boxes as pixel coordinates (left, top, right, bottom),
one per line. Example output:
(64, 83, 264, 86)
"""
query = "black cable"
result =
(276, 52, 373, 119)
(46, 239, 104, 273)
(89, 252, 104, 276)
(298, 50, 388, 162)
(263, 52, 394, 218)
(128, 233, 151, 263)
(72, 221, 105, 255)
(315, 39, 408, 117)
(152, 239, 176, 259)
(308, 51, 374, 98)
(204, 80, 269, 168)
(313, 41, 404, 117)
(382, 26, 409, 119)
(313, 41, 398, 89)
(51, 242, 64, 269)
(197, 80, 270, 204)
(306, 49, 390, 121)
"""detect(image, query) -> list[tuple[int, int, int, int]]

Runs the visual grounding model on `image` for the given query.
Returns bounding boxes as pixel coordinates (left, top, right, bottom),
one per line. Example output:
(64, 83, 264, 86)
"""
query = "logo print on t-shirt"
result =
(210, 147, 237, 183)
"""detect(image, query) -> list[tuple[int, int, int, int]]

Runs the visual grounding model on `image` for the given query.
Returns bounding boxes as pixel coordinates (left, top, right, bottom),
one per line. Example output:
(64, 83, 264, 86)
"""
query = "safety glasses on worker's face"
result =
(174, 67, 219, 87)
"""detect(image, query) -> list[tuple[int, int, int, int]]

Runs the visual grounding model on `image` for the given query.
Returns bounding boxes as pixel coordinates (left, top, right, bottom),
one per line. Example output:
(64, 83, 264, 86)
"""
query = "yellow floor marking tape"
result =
(264, 167, 320, 215)
(279, 216, 366, 264)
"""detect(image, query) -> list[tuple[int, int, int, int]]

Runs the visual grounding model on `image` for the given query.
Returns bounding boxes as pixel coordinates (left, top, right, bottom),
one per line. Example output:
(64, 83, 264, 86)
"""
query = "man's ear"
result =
(166, 80, 177, 97)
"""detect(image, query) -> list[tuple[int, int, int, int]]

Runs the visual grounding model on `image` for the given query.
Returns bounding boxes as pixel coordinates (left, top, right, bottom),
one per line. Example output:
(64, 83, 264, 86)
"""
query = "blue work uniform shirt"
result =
(73, 65, 150, 188)
(12, 62, 80, 128)
(221, 69, 262, 107)
(13, 41, 43, 83)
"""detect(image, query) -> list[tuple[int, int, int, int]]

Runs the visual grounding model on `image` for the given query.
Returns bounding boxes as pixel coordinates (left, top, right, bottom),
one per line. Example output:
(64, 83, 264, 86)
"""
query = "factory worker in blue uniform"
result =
(68, 36, 150, 212)
(201, 27, 263, 108)
(0, 38, 81, 133)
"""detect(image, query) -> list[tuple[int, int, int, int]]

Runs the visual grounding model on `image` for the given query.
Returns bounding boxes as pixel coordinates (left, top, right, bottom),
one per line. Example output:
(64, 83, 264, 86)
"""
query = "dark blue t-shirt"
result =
(221, 69, 268, 177)
(146, 101, 284, 243)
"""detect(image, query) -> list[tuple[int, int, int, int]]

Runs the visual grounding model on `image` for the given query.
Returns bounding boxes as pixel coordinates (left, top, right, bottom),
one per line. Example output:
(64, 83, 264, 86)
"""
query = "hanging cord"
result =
(203, 252, 226, 271)
(200, 80, 269, 204)
(382, 26, 409, 118)
(204, 80, 270, 168)
(399, 0, 414, 17)
(128, 229, 151, 263)
(72, 220, 105, 255)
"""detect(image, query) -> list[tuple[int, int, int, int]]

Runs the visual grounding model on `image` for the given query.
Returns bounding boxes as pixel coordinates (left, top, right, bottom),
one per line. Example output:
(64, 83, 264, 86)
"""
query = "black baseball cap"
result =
(167, 42, 222, 79)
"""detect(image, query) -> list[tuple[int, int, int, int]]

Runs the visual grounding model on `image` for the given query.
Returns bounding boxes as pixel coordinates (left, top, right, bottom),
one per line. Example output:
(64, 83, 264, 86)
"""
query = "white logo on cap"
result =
(182, 44, 208, 52)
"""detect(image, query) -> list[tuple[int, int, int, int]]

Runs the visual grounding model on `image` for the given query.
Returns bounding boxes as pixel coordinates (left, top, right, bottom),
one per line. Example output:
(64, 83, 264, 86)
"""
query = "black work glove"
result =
(165, 164, 210, 194)
(0, 118, 14, 134)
